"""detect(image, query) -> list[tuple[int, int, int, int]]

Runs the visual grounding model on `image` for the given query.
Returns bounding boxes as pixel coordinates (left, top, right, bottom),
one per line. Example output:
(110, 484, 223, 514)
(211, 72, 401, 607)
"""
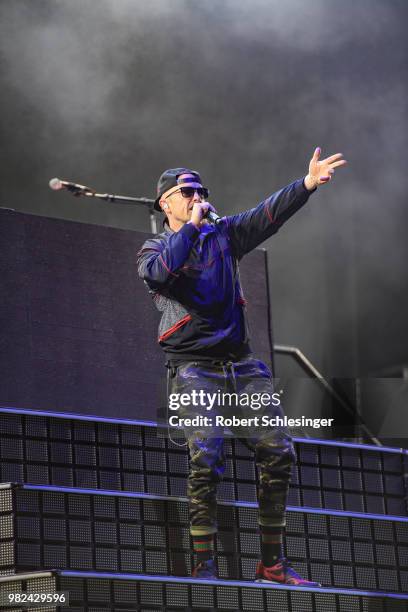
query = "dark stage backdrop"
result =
(0, 209, 273, 420)
(1, 0, 407, 386)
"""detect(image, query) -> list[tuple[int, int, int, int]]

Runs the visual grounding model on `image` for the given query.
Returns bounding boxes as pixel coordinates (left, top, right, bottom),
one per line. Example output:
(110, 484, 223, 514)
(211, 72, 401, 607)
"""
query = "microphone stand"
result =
(90, 192, 158, 233)
(69, 186, 158, 233)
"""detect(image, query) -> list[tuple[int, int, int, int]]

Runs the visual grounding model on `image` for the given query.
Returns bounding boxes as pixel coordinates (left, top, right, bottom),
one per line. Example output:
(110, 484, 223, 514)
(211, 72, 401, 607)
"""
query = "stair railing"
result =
(273, 344, 382, 446)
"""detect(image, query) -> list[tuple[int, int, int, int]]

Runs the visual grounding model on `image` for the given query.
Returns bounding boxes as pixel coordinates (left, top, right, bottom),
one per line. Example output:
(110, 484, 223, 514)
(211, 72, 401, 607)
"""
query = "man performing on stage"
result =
(137, 148, 346, 583)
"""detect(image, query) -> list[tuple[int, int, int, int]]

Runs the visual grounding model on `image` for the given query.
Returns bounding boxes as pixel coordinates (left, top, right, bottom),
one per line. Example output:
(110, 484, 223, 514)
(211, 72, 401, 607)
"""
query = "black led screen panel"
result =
(0, 209, 272, 421)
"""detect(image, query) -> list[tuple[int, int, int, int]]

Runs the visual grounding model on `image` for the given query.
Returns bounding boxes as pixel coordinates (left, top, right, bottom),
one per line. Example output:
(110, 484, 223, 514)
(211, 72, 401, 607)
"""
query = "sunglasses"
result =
(174, 186, 209, 199)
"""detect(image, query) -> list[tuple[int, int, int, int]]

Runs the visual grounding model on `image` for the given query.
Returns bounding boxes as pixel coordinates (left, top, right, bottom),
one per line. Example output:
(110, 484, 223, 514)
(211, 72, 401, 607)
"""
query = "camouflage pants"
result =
(167, 357, 296, 537)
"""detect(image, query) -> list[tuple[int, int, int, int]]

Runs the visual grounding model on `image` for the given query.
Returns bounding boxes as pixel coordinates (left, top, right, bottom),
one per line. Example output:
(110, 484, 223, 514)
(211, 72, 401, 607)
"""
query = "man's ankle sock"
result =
(260, 525, 283, 567)
(193, 533, 215, 562)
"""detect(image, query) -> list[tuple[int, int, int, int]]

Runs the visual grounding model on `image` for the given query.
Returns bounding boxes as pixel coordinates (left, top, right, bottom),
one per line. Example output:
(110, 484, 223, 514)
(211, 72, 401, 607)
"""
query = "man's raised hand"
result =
(304, 147, 347, 191)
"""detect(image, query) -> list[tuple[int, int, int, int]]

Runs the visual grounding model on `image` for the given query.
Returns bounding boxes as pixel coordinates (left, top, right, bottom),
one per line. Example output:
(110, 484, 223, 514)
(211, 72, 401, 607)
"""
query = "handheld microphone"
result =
(201, 203, 222, 225)
(49, 178, 94, 195)
(206, 210, 222, 224)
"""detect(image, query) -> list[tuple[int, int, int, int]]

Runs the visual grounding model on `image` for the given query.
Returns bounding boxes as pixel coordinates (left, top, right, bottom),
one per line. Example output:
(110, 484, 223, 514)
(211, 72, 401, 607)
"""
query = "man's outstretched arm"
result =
(225, 147, 347, 259)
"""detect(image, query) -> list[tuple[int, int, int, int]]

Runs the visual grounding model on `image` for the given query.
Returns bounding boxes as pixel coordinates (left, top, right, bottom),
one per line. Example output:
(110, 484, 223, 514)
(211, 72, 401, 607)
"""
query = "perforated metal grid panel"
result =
(0, 487, 406, 592)
(54, 575, 408, 611)
(0, 573, 406, 611)
(0, 574, 57, 610)
(0, 413, 406, 516)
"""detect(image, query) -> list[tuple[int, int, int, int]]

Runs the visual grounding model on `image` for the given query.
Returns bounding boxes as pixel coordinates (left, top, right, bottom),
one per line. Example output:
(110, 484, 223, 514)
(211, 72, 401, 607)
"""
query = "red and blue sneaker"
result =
(192, 558, 218, 579)
(255, 558, 321, 587)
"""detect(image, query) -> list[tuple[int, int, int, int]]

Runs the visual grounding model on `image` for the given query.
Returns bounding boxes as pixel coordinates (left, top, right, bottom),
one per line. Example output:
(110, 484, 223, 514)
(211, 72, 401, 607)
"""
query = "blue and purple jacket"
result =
(137, 178, 313, 363)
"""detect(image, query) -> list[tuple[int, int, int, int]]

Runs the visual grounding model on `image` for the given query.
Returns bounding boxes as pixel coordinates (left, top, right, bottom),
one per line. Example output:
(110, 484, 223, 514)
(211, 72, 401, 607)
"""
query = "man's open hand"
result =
(304, 147, 347, 191)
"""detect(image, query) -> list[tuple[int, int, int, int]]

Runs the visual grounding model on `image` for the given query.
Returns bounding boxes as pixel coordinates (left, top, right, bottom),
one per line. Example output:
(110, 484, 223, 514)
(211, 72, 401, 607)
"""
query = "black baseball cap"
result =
(154, 167, 205, 211)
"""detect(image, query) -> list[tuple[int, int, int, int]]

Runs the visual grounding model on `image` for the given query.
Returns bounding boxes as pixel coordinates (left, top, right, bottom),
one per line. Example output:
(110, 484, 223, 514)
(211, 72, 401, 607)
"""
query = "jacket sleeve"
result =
(137, 222, 199, 289)
(224, 178, 315, 259)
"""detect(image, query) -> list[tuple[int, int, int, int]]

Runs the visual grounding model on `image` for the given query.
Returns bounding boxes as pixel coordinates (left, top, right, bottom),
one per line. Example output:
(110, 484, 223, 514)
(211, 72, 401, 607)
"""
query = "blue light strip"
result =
(57, 570, 408, 598)
(293, 436, 404, 454)
(21, 484, 408, 523)
(1, 406, 406, 455)
(0, 406, 158, 428)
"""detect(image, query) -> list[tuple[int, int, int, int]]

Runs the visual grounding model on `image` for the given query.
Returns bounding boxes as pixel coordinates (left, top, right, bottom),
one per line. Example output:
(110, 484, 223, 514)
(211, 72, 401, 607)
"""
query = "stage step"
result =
(0, 570, 408, 612)
(1, 409, 407, 517)
(1, 484, 407, 594)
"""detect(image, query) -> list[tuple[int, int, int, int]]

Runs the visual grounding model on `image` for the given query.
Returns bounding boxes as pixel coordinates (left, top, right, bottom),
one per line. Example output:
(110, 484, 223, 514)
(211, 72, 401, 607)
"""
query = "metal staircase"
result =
(0, 409, 407, 611)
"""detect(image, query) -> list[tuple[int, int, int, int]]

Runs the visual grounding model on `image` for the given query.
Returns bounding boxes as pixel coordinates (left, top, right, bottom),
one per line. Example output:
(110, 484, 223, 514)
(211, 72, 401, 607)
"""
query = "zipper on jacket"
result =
(158, 314, 192, 343)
